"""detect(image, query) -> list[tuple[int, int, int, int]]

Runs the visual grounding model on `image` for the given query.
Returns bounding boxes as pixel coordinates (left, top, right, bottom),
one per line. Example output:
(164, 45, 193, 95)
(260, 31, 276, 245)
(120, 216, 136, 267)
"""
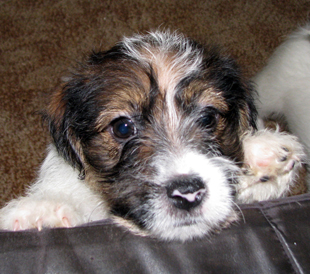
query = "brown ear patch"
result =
(47, 85, 67, 129)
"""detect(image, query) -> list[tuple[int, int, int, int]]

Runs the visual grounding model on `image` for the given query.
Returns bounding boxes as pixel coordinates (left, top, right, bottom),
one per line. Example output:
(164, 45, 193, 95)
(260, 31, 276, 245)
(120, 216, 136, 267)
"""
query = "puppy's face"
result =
(48, 31, 256, 240)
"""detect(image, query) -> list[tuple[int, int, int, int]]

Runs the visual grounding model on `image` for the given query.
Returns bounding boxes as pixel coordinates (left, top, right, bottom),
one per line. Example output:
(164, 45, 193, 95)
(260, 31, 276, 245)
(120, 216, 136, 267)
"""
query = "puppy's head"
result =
(47, 31, 257, 240)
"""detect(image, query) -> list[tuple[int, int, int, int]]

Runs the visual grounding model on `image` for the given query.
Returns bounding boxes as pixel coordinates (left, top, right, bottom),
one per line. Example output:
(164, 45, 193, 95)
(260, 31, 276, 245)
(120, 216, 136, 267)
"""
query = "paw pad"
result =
(236, 129, 306, 203)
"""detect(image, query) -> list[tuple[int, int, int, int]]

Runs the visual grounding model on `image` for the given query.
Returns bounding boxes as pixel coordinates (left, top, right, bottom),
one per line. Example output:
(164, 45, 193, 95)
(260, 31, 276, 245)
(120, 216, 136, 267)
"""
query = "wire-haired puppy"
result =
(0, 31, 306, 241)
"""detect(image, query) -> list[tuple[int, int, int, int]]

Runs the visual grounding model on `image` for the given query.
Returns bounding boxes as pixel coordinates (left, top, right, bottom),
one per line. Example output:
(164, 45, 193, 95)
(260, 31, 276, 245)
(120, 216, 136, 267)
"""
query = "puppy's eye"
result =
(198, 108, 218, 129)
(111, 117, 136, 139)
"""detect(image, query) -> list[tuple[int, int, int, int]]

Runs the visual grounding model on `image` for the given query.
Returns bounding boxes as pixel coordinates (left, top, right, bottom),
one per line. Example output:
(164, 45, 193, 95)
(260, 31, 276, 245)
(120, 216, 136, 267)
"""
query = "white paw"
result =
(236, 129, 306, 203)
(0, 196, 84, 231)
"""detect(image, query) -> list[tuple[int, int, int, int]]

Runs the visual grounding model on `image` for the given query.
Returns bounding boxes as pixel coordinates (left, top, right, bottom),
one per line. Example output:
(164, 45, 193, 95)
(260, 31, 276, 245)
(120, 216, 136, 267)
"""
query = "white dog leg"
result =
(0, 145, 107, 231)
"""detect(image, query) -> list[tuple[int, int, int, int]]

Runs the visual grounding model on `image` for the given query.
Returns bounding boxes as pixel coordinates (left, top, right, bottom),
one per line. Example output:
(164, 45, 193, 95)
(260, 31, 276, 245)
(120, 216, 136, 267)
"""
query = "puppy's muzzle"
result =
(166, 176, 206, 211)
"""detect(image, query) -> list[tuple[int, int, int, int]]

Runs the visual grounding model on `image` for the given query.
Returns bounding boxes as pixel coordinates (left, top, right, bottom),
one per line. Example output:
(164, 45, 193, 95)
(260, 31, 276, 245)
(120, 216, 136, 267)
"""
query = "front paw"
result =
(236, 130, 307, 203)
(0, 196, 84, 231)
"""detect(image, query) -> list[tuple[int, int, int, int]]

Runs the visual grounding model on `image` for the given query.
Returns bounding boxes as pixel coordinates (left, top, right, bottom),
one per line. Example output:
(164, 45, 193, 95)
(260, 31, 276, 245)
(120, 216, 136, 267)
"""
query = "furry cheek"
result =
(143, 151, 238, 240)
(83, 131, 123, 174)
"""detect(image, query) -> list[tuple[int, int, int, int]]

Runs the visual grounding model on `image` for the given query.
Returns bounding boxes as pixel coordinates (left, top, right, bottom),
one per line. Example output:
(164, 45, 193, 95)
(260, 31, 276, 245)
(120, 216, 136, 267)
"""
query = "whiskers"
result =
(87, 200, 107, 223)
(231, 200, 246, 224)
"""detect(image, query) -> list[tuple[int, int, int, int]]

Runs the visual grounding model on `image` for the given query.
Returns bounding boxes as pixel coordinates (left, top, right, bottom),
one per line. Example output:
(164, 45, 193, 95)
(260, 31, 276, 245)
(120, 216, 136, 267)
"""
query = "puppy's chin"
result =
(109, 152, 239, 241)
(147, 200, 238, 241)
(147, 211, 239, 241)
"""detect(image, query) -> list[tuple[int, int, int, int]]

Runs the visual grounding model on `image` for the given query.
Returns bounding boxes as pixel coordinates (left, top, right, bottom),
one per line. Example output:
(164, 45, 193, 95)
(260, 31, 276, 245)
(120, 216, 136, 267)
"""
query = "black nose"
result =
(166, 176, 206, 211)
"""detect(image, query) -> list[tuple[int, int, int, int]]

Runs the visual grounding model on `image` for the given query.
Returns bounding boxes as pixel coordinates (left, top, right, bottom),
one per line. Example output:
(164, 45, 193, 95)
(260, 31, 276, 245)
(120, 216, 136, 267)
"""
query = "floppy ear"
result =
(202, 51, 258, 161)
(45, 65, 105, 175)
(215, 55, 258, 132)
(45, 83, 85, 173)
(202, 48, 258, 133)
(236, 79, 258, 133)
(44, 47, 130, 175)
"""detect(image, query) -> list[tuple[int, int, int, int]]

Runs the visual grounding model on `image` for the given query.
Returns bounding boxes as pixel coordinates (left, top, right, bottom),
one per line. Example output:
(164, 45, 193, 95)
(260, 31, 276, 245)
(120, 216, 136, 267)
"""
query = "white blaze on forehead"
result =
(150, 50, 201, 128)
(122, 30, 203, 127)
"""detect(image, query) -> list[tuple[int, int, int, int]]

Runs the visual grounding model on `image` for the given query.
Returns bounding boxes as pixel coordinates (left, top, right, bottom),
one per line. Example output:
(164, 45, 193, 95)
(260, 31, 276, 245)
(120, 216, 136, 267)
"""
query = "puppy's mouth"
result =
(173, 217, 202, 227)
(108, 153, 237, 240)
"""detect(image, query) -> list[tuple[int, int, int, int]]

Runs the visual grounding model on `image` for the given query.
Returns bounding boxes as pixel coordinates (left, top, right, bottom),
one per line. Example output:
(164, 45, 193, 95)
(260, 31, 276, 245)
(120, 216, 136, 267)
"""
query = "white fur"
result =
(0, 145, 107, 230)
(148, 151, 238, 240)
(0, 129, 303, 234)
(253, 24, 310, 156)
(236, 130, 306, 203)
(123, 30, 203, 129)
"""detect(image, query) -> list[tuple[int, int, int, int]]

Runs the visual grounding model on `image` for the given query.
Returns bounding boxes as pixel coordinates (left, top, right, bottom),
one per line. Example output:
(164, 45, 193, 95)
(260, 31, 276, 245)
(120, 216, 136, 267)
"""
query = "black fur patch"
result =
(46, 32, 257, 226)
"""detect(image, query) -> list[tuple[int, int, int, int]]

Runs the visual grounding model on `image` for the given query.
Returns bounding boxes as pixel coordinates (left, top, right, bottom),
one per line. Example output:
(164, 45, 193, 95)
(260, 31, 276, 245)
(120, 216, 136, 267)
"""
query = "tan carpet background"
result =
(0, 0, 309, 207)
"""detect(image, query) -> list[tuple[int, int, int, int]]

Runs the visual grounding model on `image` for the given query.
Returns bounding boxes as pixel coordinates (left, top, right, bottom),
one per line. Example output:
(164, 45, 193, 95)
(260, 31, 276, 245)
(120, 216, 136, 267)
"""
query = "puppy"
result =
(254, 24, 310, 158)
(0, 30, 306, 241)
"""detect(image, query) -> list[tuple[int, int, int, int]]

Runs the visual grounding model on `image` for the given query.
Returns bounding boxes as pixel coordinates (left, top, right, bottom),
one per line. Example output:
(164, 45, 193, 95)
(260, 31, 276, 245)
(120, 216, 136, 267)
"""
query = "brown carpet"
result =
(0, 0, 309, 207)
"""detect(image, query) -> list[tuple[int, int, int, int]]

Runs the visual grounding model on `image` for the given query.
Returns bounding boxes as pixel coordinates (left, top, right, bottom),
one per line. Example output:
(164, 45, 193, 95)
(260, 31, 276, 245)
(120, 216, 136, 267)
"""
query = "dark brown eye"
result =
(198, 108, 218, 129)
(111, 117, 136, 139)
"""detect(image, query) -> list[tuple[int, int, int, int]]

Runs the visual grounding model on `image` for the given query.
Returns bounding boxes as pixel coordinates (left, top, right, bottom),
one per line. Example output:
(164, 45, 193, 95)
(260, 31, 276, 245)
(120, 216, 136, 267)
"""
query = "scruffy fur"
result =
(0, 30, 307, 241)
(254, 24, 310, 159)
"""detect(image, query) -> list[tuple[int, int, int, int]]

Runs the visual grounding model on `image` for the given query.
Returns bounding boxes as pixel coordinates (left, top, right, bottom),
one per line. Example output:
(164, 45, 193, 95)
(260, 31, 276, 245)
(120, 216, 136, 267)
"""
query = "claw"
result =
(284, 160, 296, 172)
(259, 176, 270, 182)
(280, 155, 288, 162)
(13, 220, 20, 231)
(37, 219, 43, 231)
(62, 217, 71, 228)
